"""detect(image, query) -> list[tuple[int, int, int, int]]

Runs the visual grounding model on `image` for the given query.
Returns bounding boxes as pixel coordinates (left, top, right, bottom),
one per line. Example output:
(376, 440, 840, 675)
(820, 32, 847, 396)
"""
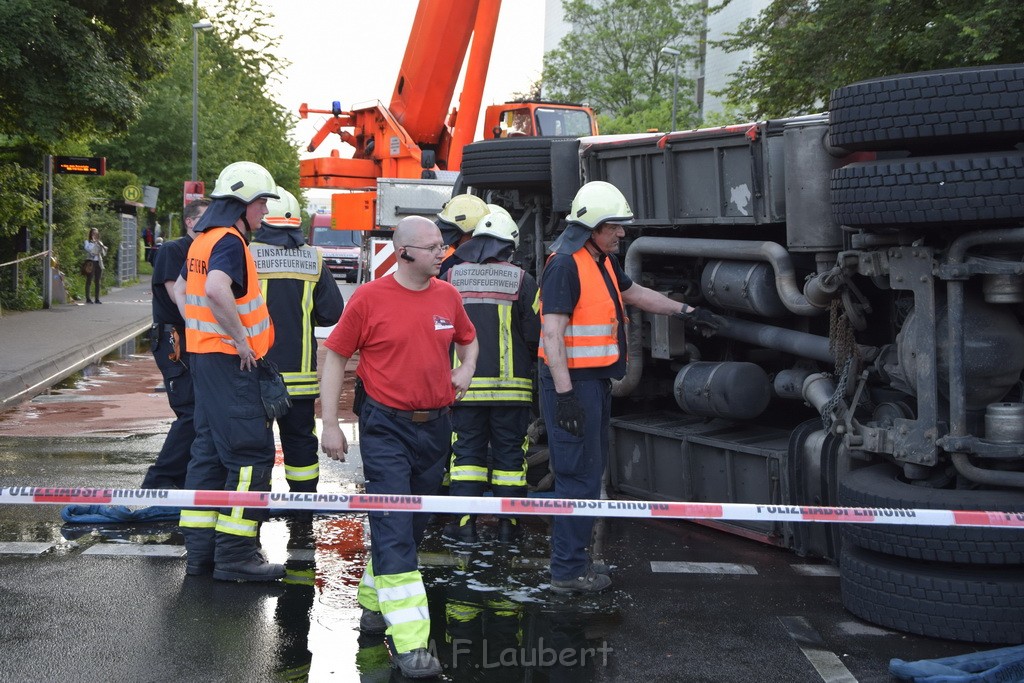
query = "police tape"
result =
(1, 485, 1023, 529)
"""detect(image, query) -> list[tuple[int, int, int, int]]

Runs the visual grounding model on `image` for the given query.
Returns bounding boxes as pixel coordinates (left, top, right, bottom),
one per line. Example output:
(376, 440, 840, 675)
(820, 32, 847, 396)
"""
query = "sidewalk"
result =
(0, 281, 153, 410)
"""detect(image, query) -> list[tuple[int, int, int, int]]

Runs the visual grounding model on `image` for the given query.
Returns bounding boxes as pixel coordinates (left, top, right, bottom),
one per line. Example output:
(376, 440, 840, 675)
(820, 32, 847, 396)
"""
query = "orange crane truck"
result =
(297, 0, 596, 233)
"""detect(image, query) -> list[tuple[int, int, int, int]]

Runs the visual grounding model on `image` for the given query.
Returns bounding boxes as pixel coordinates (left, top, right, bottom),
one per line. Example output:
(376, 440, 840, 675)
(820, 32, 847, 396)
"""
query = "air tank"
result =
(674, 361, 772, 420)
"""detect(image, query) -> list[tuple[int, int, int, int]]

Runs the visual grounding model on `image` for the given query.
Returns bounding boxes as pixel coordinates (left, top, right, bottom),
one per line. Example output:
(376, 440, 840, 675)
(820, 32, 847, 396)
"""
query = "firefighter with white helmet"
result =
(538, 180, 711, 593)
(443, 208, 539, 543)
(173, 161, 289, 582)
(437, 193, 489, 278)
(250, 187, 344, 497)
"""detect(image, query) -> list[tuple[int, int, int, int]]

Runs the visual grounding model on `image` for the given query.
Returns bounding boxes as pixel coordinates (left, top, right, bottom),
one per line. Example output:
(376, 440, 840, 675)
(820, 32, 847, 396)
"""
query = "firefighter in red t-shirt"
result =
(320, 215, 478, 679)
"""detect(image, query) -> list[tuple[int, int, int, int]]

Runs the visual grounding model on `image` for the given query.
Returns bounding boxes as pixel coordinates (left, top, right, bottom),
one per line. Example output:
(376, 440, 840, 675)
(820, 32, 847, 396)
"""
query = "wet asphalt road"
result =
(0, 339, 978, 682)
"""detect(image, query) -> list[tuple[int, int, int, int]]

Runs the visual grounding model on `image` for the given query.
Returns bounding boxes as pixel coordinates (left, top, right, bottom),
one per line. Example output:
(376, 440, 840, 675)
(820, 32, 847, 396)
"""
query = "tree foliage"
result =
(0, 0, 184, 147)
(717, 0, 1024, 119)
(543, 0, 706, 133)
(95, 0, 299, 221)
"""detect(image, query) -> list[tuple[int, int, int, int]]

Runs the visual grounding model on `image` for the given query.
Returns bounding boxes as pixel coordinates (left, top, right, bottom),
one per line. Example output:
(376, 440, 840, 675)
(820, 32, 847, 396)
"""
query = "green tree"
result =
(95, 1, 300, 219)
(543, 0, 706, 133)
(716, 0, 1024, 119)
(0, 0, 185, 148)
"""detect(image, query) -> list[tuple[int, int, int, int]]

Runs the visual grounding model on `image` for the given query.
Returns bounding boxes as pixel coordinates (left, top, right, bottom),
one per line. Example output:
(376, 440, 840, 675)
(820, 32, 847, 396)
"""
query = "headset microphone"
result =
(400, 249, 415, 262)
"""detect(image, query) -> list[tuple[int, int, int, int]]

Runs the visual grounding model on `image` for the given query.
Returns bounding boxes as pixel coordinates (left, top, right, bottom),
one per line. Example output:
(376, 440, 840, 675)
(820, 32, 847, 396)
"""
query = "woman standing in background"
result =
(83, 227, 107, 304)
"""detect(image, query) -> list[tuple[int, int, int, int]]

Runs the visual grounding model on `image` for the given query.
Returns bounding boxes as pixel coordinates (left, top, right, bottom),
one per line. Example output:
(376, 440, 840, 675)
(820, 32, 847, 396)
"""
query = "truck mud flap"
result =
(838, 463, 1024, 566)
(840, 544, 1024, 644)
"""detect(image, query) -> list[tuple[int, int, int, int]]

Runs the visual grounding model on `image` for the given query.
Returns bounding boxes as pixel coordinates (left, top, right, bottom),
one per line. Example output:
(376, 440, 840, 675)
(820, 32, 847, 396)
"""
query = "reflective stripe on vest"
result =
(539, 248, 622, 369)
(183, 227, 274, 357)
(449, 261, 533, 404)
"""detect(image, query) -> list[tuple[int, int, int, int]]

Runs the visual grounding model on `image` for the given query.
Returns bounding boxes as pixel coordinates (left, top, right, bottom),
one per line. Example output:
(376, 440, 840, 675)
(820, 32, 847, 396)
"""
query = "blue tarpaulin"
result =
(60, 504, 180, 523)
(891, 645, 1024, 682)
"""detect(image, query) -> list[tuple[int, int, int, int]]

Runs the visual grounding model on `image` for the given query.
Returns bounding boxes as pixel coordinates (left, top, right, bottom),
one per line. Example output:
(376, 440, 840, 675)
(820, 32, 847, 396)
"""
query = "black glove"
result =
(554, 389, 585, 437)
(675, 306, 723, 337)
(258, 358, 292, 419)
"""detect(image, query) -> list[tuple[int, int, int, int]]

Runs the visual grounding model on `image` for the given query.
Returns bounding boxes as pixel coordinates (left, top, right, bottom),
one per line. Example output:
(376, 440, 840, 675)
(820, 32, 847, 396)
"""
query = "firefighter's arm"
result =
(320, 349, 349, 461)
(541, 313, 572, 394)
(173, 276, 188, 321)
(451, 337, 479, 401)
(621, 282, 693, 316)
(205, 270, 257, 370)
(163, 279, 180, 307)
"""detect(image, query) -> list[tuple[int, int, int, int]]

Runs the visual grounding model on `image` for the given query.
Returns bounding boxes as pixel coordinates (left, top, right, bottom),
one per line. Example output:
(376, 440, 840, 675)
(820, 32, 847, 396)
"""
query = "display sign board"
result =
(53, 156, 106, 176)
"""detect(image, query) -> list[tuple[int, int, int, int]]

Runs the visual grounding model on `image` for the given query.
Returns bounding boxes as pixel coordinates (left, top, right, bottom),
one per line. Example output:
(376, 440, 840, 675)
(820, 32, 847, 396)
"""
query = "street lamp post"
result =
(661, 46, 681, 132)
(191, 21, 213, 182)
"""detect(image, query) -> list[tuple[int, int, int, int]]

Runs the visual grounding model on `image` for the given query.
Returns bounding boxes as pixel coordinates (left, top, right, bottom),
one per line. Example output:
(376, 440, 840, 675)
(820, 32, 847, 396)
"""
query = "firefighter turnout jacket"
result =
(184, 227, 274, 357)
(445, 260, 540, 404)
(250, 240, 344, 398)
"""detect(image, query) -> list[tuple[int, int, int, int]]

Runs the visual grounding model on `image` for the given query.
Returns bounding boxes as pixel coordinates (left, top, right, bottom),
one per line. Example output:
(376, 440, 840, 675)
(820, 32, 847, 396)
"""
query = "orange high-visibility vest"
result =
(539, 247, 623, 369)
(183, 226, 274, 357)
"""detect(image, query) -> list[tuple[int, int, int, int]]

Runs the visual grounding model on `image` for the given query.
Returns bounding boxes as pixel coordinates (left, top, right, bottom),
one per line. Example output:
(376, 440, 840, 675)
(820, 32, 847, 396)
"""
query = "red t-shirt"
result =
(324, 275, 476, 410)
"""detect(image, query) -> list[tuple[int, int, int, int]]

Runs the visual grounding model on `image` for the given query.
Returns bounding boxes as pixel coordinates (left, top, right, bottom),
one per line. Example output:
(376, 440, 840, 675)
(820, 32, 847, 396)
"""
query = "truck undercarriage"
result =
(460, 65, 1024, 644)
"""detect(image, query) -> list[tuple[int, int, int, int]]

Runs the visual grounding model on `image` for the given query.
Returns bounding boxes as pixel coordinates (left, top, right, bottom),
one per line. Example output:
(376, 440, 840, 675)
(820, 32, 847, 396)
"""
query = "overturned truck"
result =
(460, 65, 1024, 644)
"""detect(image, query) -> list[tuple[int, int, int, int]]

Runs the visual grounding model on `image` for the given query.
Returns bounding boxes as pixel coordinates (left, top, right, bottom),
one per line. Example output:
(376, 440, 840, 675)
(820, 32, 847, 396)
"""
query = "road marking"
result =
(792, 564, 840, 577)
(650, 561, 757, 575)
(0, 542, 54, 555)
(780, 615, 858, 683)
(83, 544, 185, 557)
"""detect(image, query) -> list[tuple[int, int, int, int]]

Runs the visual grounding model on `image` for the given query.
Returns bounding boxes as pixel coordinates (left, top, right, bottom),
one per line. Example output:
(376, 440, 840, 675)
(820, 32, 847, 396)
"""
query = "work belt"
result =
(362, 395, 450, 423)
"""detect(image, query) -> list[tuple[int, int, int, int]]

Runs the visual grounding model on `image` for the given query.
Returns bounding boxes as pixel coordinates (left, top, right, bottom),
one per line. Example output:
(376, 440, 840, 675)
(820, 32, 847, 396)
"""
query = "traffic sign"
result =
(123, 185, 143, 202)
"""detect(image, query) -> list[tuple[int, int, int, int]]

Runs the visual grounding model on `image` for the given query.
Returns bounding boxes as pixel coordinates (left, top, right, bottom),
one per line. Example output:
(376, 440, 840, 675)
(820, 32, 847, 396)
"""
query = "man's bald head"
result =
(394, 216, 439, 249)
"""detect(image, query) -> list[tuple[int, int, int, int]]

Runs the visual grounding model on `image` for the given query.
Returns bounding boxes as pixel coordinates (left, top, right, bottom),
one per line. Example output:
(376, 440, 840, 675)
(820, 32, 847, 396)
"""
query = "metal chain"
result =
(822, 299, 861, 432)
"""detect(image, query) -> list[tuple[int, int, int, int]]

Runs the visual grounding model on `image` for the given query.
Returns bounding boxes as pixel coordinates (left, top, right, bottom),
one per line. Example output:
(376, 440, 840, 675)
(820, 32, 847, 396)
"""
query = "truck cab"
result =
(308, 214, 362, 282)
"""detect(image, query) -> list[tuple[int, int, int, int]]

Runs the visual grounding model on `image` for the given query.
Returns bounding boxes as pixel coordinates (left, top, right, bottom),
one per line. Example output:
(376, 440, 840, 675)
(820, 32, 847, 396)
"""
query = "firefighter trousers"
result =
(539, 372, 611, 581)
(450, 404, 530, 498)
(141, 326, 194, 489)
(355, 400, 449, 653)
(275, 398, 319, 492)
(179, 352, 275, 565)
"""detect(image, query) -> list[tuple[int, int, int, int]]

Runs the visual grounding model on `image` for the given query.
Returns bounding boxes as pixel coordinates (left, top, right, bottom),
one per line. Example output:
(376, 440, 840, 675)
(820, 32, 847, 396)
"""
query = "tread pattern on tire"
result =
(461, 138, 570, 188)
(829, 65, 1024, 151)
(838, 463, 1024, 565)
(840, 545, 1024, 644)
(831, 152, 1024, 227)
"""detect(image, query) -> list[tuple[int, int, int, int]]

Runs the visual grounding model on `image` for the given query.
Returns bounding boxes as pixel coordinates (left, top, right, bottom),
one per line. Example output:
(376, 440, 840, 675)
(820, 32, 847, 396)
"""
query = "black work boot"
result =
(497, 517, 520, 543)
(213, 550, 286, 582)
(391, 648, 443, 679)
(359, 608, 387, 635)
(442, 515, 478, 543)
(214, 529, 284, 582)
(549, 569, 612, 594)
(182, 528, 215, 576)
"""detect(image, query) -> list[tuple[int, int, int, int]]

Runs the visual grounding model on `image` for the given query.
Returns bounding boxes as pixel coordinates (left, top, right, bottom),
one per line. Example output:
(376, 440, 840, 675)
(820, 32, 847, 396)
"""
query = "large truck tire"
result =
(838, 463, 1024, 565)
(831, 152, 1024, 227)
(840, 545, 1024, 644)
(828, 65, 1024, 152)
(461, 137, 569, 188)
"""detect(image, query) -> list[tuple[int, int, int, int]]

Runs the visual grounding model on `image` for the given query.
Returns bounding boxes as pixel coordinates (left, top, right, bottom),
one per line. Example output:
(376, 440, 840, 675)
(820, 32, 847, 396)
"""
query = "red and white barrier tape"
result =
(1, 486, 1023, 529)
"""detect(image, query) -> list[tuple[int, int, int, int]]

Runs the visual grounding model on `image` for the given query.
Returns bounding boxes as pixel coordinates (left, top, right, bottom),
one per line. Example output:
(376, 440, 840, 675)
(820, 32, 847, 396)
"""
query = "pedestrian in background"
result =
(173, 161, 286, 583)
(320, 215, 478, 678)
(141, 198, 210, 490)
(539, 181, 706, 594)
(251, 187, 344, 493)
(443, 209, 540, 543)
(83, 227, 107, 304)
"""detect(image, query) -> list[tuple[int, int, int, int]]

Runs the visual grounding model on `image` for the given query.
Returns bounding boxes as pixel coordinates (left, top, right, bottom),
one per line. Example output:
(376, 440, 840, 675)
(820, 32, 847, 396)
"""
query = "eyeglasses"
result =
(404, 244, 446, 255)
